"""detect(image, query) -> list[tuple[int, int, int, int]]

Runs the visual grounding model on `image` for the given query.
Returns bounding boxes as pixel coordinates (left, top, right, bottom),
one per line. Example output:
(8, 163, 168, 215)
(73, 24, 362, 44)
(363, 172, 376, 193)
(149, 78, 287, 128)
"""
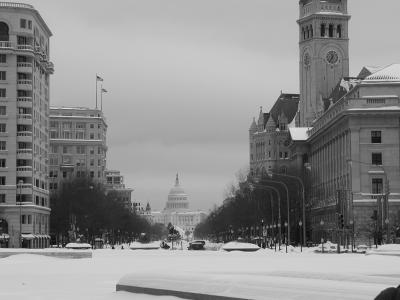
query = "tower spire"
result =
(175, 173, 179, 186)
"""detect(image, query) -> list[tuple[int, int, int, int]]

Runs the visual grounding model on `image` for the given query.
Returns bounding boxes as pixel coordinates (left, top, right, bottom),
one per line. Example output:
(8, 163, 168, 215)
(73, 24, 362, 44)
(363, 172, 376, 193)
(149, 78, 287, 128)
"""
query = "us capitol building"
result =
(149, 174, 207, 236)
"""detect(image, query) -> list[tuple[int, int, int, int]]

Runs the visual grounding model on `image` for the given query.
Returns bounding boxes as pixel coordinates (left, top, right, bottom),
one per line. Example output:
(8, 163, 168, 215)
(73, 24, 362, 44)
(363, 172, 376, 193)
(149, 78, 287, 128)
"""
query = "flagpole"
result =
(95, 74, 98, 109)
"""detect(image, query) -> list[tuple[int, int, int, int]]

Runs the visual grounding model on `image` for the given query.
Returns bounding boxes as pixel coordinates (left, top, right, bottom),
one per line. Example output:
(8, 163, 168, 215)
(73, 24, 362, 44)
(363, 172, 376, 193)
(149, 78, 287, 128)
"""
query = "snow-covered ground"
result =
(0, 246, 399, 299)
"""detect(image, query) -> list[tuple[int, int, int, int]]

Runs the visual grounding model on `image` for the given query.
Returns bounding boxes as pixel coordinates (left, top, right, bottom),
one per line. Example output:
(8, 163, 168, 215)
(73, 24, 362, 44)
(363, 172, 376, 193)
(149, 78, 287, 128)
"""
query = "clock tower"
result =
(298, 0, 350, 127)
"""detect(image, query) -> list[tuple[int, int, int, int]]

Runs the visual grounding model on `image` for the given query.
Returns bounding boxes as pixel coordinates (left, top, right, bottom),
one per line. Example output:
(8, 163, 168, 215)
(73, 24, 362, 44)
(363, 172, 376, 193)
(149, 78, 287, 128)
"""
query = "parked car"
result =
(188, 240, 206, 250)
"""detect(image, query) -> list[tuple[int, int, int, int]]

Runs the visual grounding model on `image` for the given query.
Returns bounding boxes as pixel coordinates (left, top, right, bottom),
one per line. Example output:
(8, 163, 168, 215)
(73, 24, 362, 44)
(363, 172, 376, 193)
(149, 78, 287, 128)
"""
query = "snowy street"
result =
(0, 247, 399, 300)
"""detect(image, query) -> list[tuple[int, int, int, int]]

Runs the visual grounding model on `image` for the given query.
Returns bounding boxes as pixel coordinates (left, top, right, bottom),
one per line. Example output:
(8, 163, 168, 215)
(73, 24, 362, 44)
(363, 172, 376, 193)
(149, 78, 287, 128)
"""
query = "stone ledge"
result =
(116, 284, 247, 300)
(0, 250, 92, 259)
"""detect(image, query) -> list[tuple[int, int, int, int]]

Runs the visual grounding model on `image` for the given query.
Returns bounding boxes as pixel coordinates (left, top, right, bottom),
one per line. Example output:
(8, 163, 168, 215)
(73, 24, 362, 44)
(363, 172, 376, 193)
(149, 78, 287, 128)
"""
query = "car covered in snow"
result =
(188, 240, 206, 250)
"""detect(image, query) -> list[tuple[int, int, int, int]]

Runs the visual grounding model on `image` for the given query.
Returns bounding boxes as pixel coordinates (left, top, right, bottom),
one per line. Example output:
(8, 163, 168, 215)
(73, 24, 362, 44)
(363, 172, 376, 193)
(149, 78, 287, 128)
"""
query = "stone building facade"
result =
(249, 94, 299, 176)
(250, 0, 400, 245)
(0, 3, 54, 248)
(48, 107, 107, 192)
(104, 170, 133, 211)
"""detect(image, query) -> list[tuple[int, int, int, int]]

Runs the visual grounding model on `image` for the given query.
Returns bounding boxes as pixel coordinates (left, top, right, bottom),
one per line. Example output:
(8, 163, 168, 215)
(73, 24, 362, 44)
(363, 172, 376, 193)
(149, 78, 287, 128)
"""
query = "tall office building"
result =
(0, 3, 54, 248)
(48, 107, 107, 192)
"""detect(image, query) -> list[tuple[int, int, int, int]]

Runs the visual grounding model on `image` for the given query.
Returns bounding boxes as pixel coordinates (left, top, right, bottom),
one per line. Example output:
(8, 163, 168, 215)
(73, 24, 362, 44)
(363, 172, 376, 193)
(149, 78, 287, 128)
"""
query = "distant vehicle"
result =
(188, 240, 206, 250)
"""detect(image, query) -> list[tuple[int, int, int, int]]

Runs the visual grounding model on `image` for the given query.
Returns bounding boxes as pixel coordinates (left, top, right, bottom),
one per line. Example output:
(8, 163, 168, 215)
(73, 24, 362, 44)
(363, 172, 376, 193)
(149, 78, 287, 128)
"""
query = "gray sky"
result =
(30, 0, 400, 211)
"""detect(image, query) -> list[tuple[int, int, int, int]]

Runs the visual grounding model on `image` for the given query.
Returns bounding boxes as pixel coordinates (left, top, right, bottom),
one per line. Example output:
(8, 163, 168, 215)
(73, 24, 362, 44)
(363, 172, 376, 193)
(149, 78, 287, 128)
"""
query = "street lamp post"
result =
(256, 176, 290, 244)
(267, 171, 306, 248)
(385, 218, 390, 244)
(349, 220, 354, 252)
(250, 183, 281, 248)
(273, 224, 277, 251)
(320, 220, 325, 253)
(261, 219, 264, 248)
(299, 220, 303, 252)
(284, 221, 288, 253)
(18, 180, 23, 248)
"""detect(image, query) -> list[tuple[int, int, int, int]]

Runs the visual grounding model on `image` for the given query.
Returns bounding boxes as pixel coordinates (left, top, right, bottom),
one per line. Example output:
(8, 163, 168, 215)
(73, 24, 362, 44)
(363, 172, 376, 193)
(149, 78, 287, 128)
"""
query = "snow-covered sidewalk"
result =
(0, 248, 399, 299)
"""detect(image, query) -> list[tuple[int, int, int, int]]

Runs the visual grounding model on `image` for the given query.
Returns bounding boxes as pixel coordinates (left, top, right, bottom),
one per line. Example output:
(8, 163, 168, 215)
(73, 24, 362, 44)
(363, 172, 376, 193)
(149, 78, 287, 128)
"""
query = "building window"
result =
(0, 106, 5, 115)
(0, 124, 6, 132)
(0, 159, 5, 167)
(0, 194, 5, 203)
(28, 20, 32, 30)
(90, 124, 94, 129)
(28, 215, 32, 224)
(21, 215, 26, 224)
(63, 146, 68, 154)
(371, 131, 382, 143)
(90, 171, 94, 178)
(0, 88, 5, 97)
(63, 171, 67, 178)
(372, 153, 382, 165)
(90, 148, 94, 155)
(90, 159, 94, 166)
(90, 133, 94, 139)
(372, 178, 383, 194)
(0, 71, 6, 80)
(20, 19, 26, 28)
(0, 54, 5, 63)
(76, 146, 85, 154)
(0, 176, 5, 185)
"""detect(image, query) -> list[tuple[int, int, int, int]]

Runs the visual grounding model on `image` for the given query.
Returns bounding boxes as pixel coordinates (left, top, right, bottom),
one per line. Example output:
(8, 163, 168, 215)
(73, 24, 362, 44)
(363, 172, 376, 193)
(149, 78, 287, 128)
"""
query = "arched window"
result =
(306, 26, 310, 39)
(0, 22, 9, 41)
(302, 27, 306, 40)
(310, 25, 313, 38)
(329, 24, 334, 37)
(320, 24, 326, 37)
(337, 24, 342, 38)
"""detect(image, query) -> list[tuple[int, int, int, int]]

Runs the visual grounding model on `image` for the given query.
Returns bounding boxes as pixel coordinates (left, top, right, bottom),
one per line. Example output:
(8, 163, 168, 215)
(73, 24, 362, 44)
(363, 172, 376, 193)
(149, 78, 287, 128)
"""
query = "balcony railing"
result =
(17, 149, 32, 155)
(17, 62, 33, 68)
(17, 79, 32, 85)
(0, 2, 34, 9)
(17, 114, 32, 120)
(17, 131, 32, 137)
(17, 97, 33, 104)
(17, 166, 32, 172)
(17, 44, 34, 51)
(0, 41, 13, 49)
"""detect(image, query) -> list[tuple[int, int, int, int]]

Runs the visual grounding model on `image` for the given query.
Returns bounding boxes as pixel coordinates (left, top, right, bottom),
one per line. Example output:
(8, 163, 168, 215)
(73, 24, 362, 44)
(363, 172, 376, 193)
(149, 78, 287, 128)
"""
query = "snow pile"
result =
(366, 244, 400, 256)
(129, 241, 160, 250)
(222, 241, 260, 252)
(314, 241, 346, 253)
(65, 243, 92, 249)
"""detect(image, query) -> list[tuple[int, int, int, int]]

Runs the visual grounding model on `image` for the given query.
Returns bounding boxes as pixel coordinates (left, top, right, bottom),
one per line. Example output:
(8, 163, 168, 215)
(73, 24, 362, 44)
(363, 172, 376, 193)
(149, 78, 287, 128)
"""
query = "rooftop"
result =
(364, 64, 400, 82)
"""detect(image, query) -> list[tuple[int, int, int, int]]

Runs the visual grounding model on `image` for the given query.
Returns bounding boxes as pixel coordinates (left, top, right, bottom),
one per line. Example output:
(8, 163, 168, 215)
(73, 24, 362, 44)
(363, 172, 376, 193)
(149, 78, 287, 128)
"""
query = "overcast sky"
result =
(28, 0, 400, 211)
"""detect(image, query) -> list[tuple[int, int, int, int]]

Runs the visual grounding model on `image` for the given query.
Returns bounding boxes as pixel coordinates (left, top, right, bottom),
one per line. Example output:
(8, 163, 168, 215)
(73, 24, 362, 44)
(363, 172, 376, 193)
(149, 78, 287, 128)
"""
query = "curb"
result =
(116, 284, 248, 300)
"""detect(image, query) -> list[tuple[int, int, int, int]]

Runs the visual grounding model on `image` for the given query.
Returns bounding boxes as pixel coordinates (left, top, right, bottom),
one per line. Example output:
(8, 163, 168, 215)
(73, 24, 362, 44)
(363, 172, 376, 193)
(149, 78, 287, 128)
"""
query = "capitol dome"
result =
(165, 174, 189, 211)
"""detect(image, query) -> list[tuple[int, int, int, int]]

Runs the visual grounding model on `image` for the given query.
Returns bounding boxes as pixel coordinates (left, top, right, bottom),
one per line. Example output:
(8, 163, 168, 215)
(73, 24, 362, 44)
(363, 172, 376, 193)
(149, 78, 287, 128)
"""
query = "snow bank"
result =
(366, 244, 400, 257)
(222, 241, 260, 252)
(129, 242, 160, 250)
(65, 243, 92, 249)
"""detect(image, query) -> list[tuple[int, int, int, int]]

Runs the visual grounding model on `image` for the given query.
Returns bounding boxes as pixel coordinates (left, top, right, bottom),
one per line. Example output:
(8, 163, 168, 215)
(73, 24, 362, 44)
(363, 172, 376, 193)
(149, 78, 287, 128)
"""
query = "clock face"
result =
(326, 50, 339, 65)
(304, 53, 311, 67)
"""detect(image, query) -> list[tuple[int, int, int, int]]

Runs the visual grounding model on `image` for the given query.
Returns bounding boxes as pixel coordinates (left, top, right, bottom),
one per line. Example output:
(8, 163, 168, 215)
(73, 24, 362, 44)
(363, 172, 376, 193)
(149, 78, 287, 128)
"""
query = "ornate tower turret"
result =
(298, 0, 350, 126)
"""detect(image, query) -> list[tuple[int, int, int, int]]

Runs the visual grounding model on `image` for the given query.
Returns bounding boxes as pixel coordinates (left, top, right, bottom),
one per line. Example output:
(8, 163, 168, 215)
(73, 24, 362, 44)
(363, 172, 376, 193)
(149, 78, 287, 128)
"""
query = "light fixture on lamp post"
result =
(299, 220, 303, 252)
(266, 170, 306, 248)
(320, 220, 325, 253)
(349, 220, 354, 252)
(385, 218, 390, 244)
(284, 221, 288, 253)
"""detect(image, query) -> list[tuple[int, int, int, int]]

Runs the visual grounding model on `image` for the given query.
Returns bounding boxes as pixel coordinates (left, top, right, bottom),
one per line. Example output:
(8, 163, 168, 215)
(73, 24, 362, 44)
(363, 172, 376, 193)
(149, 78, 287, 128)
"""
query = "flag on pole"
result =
(96, 75, 104, 82)
(101, 88, 108, 93)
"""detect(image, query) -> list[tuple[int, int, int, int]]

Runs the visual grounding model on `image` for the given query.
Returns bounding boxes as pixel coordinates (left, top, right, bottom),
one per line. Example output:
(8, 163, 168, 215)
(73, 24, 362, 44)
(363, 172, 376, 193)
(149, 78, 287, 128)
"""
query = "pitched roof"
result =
(269, 93, 300, 126)
(364, 64, 400, 82)
(357, 66, 382, 79)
